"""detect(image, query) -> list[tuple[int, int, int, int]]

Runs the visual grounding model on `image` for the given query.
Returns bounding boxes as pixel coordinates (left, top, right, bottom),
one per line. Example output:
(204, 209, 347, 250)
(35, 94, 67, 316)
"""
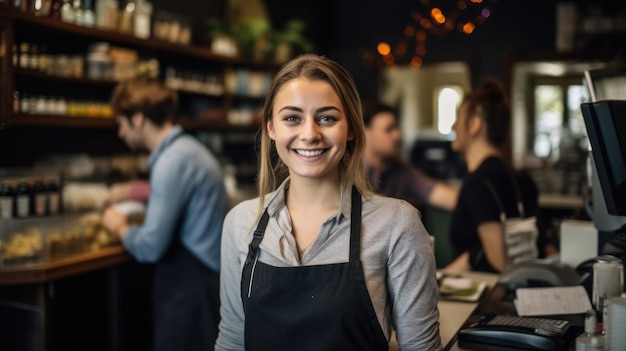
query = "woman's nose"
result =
(301, 118, 321, 140)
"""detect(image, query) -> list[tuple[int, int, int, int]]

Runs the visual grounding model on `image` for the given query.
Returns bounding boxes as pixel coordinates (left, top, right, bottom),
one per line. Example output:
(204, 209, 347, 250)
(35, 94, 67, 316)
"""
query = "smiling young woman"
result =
(215, 54, 443, 351)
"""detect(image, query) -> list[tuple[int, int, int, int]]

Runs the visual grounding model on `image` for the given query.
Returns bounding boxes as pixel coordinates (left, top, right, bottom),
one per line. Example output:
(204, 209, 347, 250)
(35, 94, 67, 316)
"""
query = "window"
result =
(436, 85, 463, 135)
(531, 77, 587, 161)
(530, 75, 589, 195)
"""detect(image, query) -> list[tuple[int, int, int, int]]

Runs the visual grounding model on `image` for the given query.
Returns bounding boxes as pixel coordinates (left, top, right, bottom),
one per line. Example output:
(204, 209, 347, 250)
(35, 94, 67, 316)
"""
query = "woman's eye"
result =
(319, 116, 337, 123)
(283, 115, 299, 122)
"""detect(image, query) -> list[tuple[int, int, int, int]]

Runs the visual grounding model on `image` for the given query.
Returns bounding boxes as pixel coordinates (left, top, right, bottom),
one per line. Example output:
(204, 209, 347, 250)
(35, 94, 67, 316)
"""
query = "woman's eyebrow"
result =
(277, 106, 341, 113)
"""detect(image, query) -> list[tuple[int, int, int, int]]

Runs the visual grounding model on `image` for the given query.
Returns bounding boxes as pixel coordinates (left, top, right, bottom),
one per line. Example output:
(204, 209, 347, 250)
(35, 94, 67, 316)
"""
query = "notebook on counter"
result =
(438, 276, 488, 302)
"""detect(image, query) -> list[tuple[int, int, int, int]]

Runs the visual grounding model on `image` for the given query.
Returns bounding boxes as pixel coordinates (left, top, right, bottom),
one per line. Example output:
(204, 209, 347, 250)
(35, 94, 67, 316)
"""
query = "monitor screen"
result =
(584, 67, 626, 102)
(581, 100, 626, 216)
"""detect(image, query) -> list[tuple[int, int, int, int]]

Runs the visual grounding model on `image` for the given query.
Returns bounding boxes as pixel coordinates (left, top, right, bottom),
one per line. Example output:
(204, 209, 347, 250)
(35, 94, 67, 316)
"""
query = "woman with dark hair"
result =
(445, 78, 544, 273)
(215, 54, 441, 350)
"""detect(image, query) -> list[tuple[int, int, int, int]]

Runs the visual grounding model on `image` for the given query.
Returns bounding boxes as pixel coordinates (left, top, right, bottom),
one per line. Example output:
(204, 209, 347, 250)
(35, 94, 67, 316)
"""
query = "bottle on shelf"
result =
(12, 44, 18, 67)
(19, 42, 30, 69)
(46, 179, 61, 215)
(95, 0, 118, 30)
(118, 0, 136, 34)
(61, 0, 75, 23)
(20, 94, 31, 114)
(32, 180, 47, 216)
(134, 0, 152, 39)
(14, 181, 32, 218)
(48, 0, 62, 20)
(13, 91, 20, 114)
(0, 182, 15, 220)
(82, 0, 96, 27)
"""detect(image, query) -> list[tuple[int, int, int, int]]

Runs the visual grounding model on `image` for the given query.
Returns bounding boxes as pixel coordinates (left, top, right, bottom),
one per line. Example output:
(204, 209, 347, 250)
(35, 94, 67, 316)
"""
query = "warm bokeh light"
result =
(416, 29, 427, 41)
(395, 42, 407, 56)
(383, 54, 395, 65)
(404, 26, 415, 37)
(410, 56, 423, 69)
(430, 8, 442, 18)
(416, 43, 426, 56)
(377, 42, 391, 56)
(362, 0, 497, 67)
(462, 22, 476, 34)
(444, 19, 455, 31)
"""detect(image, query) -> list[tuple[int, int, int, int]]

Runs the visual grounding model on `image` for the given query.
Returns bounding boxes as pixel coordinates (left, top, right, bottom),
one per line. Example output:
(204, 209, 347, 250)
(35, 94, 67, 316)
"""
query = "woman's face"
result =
(451, 101, 471, 153)
(268, 78, 353, 183)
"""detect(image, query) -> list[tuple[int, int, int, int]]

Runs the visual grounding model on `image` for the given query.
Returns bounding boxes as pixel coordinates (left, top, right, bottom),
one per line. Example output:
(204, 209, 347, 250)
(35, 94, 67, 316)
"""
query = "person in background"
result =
(101, 77, 230, 351)
(362, 100, 458, 212)
(215, 54, 441, 350)
(445, 77, 554, 273)
(105, 180, 150, 205)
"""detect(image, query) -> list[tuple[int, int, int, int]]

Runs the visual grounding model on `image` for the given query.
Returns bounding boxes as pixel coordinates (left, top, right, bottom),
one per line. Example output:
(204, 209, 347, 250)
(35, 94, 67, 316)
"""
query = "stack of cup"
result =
(606, 295, 626, 351)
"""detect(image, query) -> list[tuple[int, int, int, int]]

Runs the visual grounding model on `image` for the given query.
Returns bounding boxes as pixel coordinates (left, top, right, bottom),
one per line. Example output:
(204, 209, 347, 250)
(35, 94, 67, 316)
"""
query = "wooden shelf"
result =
(11, 114, 118, 128)
(11, 114, 260, 132)
(14, 67, 117, 86)
(0, 245, 130, 285)
(3, 10, 276, 69)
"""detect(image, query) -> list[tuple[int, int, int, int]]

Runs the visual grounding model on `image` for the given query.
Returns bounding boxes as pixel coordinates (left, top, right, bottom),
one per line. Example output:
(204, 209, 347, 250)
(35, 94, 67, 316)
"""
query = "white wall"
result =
(379, 62, 471, 157)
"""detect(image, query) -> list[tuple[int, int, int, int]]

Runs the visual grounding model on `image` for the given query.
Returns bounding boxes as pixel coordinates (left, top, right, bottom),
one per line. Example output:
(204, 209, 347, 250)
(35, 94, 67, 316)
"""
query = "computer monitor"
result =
(583, 67, 626, 102)
(581, 101, 626, 216)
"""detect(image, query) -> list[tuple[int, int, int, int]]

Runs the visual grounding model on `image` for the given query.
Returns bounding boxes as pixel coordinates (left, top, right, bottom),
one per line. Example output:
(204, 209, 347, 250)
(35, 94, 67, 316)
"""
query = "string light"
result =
(362, 0, 498, 68)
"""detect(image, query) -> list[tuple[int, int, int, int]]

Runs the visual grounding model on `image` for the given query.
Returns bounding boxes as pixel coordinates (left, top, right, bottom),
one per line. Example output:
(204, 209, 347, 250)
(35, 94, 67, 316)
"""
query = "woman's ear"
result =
(347, 130, 355, 141)
(468, 114, 483, 138)
(267, 120, 276, 140)
(130, 112, 145, 128)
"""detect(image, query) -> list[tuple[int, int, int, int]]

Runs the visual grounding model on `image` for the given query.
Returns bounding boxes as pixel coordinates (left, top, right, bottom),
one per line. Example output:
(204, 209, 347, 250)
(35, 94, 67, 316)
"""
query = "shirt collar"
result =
(265, 177, 353, 223)
(148, 125, 184, 169)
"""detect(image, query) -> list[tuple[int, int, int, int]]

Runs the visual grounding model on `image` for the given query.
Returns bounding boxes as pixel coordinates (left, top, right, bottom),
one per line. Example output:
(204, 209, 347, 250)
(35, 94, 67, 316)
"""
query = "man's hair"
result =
(362, 100, 397, 127)
(110, 77, 178, 126)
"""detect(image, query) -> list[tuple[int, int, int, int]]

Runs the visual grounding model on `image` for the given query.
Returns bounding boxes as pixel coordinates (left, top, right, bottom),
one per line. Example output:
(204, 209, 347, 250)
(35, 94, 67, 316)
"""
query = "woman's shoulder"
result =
(364, 193, 421, 219)
(225, 197, 261, 223)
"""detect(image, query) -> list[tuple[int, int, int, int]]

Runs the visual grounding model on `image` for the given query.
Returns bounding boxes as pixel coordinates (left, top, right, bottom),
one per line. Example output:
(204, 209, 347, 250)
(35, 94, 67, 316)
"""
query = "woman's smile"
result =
(293, 148, 329, 157)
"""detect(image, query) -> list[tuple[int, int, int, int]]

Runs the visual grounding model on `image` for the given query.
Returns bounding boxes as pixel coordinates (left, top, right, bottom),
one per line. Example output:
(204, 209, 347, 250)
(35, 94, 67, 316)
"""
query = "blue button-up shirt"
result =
(122, 126, 229, 272)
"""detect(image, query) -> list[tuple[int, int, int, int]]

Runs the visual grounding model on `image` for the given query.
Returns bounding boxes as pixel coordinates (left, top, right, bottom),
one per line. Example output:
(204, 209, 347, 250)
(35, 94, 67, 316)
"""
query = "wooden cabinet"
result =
(0, 9, 272, 132)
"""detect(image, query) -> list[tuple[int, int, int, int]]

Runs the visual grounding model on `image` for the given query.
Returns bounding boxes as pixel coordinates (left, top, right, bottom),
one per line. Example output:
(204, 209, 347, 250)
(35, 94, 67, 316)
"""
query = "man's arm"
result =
(119, 163, 186, 263)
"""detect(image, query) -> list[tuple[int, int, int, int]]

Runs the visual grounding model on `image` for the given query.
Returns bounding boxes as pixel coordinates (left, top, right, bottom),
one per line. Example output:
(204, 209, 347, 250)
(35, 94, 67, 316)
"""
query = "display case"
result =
(0, 212, 121, 270)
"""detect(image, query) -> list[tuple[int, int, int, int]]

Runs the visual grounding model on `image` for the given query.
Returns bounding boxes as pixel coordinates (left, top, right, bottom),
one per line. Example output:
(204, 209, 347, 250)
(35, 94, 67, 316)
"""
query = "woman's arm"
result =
(444, 251, 470, 272)
(215, 208, 246, 351)
(477, 221, 506, 272)
(387, 205, 443, 350)
(427, 182, 459, 212)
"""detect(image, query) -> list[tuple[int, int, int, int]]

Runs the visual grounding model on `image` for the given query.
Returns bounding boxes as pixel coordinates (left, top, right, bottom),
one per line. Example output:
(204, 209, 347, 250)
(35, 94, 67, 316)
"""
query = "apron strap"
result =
(246, 185, 362, 264)
(349, 185, 362, 262)
(245, 210, 270, 265)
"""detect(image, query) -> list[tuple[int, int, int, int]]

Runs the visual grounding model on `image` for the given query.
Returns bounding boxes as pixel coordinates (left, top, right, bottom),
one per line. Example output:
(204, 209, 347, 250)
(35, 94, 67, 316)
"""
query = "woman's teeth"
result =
(295, 149, 325, 157)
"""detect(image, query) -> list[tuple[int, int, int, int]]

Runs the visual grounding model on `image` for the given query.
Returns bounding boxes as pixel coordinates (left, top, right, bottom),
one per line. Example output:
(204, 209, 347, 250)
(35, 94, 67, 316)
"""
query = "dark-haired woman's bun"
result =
(479, 77, 506, 102)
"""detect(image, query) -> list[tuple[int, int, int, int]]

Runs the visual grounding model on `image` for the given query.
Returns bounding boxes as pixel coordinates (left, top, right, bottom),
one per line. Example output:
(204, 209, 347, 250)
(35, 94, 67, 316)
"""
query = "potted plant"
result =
(271, 19, 314, 63)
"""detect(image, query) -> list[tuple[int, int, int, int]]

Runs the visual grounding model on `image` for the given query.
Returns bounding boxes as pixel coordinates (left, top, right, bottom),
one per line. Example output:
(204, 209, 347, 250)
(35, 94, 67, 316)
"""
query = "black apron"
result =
(240, 186, 389, 351)
(150, 132, 221, 351)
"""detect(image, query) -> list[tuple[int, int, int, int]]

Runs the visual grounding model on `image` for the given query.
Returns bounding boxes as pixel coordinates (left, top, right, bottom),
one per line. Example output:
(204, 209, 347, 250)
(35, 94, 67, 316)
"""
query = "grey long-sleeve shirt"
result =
(215, 179, 442, 351)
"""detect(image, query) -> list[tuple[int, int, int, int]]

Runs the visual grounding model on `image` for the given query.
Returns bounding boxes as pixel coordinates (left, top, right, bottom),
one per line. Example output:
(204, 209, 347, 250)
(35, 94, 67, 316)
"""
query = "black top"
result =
(367, 157, 436, 212)
(449, 156, 541, 272)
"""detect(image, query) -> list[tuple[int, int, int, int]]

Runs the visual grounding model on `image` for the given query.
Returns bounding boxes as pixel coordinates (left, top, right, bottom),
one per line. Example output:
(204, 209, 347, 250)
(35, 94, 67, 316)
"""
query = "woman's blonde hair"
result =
(256, 54, 371, 217)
